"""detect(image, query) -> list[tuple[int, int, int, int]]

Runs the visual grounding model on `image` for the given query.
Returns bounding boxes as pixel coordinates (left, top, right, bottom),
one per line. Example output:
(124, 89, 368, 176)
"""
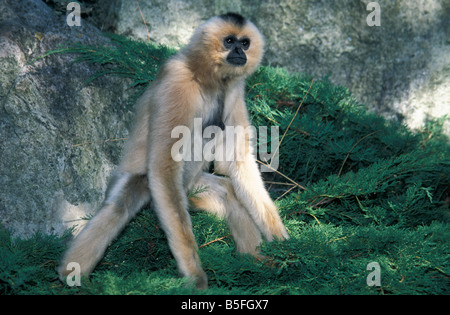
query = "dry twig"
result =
(199, 234, 232, 249)
(136, 0, 151, 42)
(270, 79, 315, 168)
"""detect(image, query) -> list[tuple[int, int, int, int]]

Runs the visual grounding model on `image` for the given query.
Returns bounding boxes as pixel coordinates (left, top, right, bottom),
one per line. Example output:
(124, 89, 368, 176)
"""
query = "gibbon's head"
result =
(184, 13, 265, 84)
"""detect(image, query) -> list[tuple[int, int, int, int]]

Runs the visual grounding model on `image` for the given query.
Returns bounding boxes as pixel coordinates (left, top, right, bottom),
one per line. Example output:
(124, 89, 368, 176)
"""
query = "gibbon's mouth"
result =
(227, 57, 247, 66)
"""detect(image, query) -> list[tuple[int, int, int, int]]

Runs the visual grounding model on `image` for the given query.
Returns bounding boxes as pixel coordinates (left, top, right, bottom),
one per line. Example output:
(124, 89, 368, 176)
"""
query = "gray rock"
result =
(0, 0, 133, 238)
(96, 0, 450, 134)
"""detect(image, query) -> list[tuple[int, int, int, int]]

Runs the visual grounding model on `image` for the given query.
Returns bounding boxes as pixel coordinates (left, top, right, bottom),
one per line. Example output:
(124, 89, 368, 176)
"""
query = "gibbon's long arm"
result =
(215, 84, 289, 242)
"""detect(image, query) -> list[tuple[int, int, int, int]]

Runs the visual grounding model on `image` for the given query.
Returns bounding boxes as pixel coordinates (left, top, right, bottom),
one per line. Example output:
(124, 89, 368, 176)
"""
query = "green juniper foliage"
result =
(2, 34, 448, 294)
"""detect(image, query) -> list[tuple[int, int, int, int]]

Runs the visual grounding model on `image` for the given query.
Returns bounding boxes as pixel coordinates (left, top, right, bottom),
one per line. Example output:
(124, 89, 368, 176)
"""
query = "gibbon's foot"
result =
(196, 271, 208, 290)
(185, 270, 208, 290)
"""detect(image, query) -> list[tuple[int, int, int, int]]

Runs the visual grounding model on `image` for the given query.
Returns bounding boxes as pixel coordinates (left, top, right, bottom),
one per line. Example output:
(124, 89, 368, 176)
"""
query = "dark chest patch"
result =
(202, 92, 225, 131)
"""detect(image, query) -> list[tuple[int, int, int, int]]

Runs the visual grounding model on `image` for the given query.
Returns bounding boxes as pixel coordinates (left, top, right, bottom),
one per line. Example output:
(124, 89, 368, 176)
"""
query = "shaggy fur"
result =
(58, 13, 289, 289)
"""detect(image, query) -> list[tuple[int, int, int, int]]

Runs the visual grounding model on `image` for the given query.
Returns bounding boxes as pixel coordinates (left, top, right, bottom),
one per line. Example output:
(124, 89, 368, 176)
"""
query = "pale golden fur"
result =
(58, 13, 288, 289)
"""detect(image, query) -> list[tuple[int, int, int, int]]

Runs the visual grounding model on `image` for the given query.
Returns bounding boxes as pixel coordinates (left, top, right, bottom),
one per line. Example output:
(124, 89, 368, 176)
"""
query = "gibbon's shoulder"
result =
(154, 54, 195, 84)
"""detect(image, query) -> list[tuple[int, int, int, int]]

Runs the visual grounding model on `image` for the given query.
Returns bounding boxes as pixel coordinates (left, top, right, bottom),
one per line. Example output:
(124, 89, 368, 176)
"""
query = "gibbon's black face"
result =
(223, 35, 250, 66)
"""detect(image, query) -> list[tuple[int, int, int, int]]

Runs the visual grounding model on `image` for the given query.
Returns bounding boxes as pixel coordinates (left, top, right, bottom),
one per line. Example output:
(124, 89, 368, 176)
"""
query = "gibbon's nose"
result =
(227, 47, 247, 66)
(235, 46, 245, 56)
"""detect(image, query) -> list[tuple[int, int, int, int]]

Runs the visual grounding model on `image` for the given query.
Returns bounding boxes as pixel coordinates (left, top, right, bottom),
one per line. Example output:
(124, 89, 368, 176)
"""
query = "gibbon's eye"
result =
(241, 38, 250, 50)
(223, 35, 236, 49)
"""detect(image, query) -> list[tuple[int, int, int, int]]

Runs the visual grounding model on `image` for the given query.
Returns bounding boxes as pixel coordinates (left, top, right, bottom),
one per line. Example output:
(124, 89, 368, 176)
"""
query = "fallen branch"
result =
(199, 234, 232, 249)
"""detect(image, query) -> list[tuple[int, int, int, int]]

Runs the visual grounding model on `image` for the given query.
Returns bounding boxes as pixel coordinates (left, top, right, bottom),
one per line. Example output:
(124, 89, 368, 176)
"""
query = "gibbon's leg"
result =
(189, 172, 262, 256)
(190, 173, 262, 255)
(149, 162, 208, 289)
(58, 171, 150, 280)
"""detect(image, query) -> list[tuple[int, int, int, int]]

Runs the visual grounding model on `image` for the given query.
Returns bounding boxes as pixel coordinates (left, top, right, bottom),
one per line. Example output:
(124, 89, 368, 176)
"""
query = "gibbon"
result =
(58, 12, 289, 289)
